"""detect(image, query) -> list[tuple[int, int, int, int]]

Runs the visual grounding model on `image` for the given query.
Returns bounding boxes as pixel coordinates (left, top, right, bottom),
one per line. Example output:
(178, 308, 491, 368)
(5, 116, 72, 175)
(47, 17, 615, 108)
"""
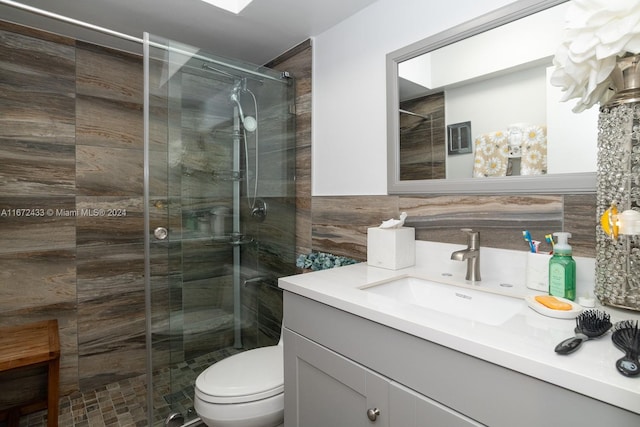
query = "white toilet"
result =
(194, 338, 284, 427)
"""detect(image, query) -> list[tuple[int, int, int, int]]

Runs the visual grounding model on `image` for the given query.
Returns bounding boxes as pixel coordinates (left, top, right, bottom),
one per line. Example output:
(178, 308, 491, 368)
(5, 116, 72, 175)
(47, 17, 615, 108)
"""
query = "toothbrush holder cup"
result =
(526, 252, 552, 292)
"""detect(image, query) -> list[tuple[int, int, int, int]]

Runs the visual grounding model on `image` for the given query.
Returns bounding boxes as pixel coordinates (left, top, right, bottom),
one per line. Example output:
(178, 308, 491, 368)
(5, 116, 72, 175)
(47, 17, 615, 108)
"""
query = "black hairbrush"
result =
(611, 320, 640, 377)
(555, 309, 612, 355)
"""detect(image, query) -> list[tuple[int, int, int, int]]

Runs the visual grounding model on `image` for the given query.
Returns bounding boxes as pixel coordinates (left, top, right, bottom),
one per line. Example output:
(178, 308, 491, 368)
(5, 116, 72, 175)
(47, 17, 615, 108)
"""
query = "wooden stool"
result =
(0, 319, 60, 427)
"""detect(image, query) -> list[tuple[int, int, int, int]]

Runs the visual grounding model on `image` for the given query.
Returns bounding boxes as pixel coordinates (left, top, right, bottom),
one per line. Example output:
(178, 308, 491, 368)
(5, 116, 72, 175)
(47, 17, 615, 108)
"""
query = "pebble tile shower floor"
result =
(12, 347, 240, 427)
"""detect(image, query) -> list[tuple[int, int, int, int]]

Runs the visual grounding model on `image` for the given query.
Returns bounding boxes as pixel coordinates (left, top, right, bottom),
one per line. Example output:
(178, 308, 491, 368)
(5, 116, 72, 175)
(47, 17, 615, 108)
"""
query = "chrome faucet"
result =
(450, 229, 481, 282)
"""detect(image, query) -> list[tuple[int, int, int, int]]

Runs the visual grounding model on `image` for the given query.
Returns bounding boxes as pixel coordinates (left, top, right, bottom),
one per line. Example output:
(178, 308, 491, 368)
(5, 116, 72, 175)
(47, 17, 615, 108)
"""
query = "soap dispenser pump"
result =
(548, 232, 576, 301)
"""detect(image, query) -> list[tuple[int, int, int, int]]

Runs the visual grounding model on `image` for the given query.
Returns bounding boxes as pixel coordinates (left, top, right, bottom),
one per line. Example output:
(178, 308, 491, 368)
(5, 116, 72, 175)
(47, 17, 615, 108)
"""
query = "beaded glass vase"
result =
(595, 54, 640, 311)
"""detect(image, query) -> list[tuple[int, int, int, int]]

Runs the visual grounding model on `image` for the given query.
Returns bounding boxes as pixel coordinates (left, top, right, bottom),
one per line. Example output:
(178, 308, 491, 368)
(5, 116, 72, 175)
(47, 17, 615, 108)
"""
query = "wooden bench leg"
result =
(47, 357, 60, 427)
(7, 408, 20, 427)
(0, 320, 60, 426)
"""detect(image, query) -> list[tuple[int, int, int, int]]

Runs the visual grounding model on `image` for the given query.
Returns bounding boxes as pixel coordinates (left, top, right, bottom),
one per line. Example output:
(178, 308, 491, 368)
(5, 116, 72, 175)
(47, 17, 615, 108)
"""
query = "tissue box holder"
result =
(367, 227, 415, 270)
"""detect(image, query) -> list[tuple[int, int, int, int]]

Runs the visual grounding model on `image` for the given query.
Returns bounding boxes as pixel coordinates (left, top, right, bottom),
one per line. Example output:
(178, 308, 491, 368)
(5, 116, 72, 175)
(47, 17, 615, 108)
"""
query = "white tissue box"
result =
(367, 227, 415, 270)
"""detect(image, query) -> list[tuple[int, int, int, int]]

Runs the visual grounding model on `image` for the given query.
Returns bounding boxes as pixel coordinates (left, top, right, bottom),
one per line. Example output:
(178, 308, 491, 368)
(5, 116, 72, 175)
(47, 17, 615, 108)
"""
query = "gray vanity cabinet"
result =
(283, 327, 390, 427)
(284, 328, 481, 427)
(282, 291, 640, 427)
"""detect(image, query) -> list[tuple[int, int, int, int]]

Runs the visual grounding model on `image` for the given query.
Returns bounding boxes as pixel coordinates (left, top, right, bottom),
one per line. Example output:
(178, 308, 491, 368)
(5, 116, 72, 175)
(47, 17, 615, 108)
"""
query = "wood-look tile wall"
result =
(1, 22, 76, 406)
(311, 193, 596, 260)
(0, 21, 145, 403)
(238, 39, 313, 347)
(75, 41, 146, 392)
(0, 21, 309, 406)
(267, 40, 313, 258)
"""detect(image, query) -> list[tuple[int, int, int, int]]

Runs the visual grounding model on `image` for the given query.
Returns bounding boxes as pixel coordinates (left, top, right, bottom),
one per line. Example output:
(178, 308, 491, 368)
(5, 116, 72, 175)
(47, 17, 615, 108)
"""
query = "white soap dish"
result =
(525, 295, 583, 319)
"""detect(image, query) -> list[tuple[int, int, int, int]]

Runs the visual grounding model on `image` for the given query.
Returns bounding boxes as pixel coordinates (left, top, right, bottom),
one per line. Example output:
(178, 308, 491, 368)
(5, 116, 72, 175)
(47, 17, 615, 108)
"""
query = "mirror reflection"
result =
(399, 92, 445, 180)
(396, 1, 598, 182)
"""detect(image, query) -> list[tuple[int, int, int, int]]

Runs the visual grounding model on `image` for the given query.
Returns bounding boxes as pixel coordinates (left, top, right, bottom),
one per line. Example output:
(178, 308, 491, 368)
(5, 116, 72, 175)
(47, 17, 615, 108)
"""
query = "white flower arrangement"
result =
(550, 0, 640, 112)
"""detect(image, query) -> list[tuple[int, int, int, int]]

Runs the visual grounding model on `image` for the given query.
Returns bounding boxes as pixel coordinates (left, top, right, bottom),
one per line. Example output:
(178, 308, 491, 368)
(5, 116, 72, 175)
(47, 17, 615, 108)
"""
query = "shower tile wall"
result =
(0, 22, 78, 409)
(0, 21, 147, 409)
(233, 41, 311, 349)
(267, 40, 313, 258)
(172, 69, 236, 361)
(75, 41, 146, 392)
(0, 20, 305, 410)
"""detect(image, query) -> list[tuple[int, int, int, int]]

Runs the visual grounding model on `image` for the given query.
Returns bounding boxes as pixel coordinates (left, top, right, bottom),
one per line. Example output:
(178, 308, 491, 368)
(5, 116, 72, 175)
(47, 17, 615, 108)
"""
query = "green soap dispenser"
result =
(548, 232, 576, 301)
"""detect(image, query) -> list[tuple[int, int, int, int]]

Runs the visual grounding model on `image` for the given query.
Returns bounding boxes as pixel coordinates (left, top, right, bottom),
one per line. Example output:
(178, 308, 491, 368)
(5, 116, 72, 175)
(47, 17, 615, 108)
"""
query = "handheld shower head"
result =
(241, 115, 257, 132)
(230, 90, 257, 132)
(229, 81, 261, 212)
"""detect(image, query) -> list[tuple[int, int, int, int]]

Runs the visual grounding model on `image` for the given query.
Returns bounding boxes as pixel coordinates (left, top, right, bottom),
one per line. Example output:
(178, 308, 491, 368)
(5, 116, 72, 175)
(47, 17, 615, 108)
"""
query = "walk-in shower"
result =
(144, 34, 296, 425)
(0, 0, 296, 424)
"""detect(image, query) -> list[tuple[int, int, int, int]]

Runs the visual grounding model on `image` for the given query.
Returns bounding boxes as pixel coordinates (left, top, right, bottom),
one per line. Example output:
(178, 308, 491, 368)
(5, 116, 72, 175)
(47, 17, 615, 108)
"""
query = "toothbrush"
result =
(522, 230, 535, 253)
(545, 234, 554, 253)
(532, 240, 541, 253)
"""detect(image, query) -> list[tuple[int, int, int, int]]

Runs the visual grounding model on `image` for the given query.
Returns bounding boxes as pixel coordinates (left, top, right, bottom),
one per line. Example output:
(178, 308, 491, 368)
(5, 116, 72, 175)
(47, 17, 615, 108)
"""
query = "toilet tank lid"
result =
(196, 345, 283, 401)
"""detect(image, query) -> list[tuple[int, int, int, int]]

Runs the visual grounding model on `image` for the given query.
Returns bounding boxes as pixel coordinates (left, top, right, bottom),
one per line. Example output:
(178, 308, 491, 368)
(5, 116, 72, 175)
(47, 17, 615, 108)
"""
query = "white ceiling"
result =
(0, 0, 379, 64)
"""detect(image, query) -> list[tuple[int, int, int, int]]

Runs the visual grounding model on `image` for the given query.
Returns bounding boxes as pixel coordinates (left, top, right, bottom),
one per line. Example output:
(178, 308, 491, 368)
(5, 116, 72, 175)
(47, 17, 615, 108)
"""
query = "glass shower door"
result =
(144, 34, 296, 425)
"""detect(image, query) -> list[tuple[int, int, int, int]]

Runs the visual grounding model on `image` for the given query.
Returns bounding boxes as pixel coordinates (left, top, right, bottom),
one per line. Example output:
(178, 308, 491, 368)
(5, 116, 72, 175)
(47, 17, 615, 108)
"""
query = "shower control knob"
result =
(154, 227, 168, 240)
(366, 407, 380, 421)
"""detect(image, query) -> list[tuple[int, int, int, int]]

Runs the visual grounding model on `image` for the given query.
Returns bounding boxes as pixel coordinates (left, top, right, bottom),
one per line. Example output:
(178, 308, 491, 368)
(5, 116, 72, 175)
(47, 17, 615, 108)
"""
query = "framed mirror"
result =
(386, 0, 597, 194)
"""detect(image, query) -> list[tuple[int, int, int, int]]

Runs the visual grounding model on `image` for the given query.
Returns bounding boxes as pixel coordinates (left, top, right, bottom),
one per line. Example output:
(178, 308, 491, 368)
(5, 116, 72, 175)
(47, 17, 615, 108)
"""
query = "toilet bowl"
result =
(194, 340, 284, 427)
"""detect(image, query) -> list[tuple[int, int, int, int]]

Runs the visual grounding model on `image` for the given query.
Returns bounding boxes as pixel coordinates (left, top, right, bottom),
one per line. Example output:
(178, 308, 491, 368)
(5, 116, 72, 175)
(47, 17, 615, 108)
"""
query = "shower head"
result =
(230, 90, 257, 132)
(241, 116, 257, 132)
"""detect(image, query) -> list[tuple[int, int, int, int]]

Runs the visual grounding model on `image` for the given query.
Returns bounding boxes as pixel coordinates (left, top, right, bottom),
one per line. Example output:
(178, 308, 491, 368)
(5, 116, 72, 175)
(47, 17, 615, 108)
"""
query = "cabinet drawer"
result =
(390, 381, 484, 427)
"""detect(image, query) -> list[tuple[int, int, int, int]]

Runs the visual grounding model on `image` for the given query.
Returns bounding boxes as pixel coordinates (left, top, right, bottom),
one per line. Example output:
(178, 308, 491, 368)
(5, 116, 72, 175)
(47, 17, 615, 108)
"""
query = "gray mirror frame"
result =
(386, 0, 596, 195)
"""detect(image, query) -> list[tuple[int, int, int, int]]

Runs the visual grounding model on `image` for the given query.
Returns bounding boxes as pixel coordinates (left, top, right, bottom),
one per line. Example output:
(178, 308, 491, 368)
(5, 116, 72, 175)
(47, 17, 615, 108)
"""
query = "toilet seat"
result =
(196, 345, 284, 404)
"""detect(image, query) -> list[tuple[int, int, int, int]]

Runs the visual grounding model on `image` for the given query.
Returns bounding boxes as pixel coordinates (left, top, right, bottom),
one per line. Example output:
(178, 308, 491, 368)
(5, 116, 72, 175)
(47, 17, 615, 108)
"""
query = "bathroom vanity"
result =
(279, 242, 640, 427)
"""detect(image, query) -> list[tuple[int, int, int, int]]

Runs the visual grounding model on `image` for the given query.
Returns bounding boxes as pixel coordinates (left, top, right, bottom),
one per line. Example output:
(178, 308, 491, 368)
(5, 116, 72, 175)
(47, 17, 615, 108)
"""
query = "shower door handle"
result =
(154, 227, 168, 240)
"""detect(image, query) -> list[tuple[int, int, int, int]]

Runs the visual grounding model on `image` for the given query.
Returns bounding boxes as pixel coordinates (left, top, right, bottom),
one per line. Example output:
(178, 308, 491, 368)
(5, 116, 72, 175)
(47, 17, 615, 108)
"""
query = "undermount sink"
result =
(361, 276, 524, 325)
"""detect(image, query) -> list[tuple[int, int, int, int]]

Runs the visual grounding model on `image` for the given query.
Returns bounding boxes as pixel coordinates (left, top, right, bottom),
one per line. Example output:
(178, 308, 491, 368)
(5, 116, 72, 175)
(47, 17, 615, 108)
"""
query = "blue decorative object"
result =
(296, 252, 358, 271)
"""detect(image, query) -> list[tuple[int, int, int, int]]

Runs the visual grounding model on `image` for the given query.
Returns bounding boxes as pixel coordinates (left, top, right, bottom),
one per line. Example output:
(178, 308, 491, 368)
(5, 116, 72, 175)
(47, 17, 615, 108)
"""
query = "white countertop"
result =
(279, 241, 640, 415)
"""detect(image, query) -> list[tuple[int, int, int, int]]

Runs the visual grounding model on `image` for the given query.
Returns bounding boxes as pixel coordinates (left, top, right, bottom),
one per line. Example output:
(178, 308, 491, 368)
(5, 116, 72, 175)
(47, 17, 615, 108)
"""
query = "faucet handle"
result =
(460, 228, 480, 247)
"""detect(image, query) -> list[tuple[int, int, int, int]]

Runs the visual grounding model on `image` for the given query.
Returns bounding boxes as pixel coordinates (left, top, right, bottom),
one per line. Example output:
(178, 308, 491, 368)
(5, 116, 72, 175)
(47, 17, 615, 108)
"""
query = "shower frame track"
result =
(0, 0, 289, 84)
